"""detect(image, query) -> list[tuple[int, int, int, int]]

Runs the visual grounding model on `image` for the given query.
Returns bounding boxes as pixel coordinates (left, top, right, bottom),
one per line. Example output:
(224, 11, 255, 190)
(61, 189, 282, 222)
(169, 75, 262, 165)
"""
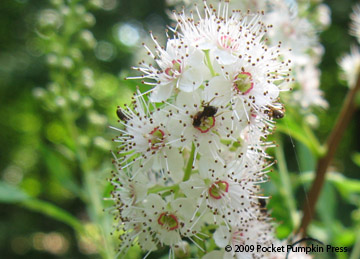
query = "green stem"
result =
(183, 143, 196, 182)
(275, 135, 298, 228)
(23, 199, 86, 235)
(148, 185, 179, 194)
(61, 103, 114, 258)
(194, 236, 206, 257)
(204, 50, 217, 77)
(350, 228, 360, 259)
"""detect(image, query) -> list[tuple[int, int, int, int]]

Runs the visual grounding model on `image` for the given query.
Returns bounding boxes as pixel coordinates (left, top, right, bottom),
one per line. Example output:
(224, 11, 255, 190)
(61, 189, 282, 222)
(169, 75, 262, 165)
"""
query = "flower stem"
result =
(61, 103, 114, 258)
(350, 228, 360, 259)
(204, 50, 217, 77)
(194, 236, 206, 257)
(300, 73, 360, 236)
(148, 185, 179, 194)
(183, 143, 196, 182)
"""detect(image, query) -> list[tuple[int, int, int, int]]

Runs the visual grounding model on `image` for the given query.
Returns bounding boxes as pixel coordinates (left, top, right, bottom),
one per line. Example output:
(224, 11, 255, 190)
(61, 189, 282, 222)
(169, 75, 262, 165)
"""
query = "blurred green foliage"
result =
(0, 0, 360, 258)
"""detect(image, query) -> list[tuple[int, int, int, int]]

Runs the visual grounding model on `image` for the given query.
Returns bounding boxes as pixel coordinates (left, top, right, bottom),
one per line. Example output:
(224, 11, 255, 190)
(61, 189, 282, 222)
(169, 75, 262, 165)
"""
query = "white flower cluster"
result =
(110, 2, 292, 258)
(167, 0, 331, 112)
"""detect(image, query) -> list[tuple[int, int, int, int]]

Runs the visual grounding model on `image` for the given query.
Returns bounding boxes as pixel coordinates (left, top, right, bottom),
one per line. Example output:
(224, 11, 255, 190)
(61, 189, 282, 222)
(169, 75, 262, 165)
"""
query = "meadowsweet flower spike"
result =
(110, 1, 290, 258)
(339, 46, 360, 89)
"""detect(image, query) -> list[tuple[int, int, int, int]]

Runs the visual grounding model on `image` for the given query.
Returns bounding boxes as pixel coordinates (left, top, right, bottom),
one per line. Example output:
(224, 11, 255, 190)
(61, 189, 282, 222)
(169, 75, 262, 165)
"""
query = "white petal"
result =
(150, 82, 174, 102)
(143, 194, 166, 210)
(180, 175, 205, 197)
(199, 157, 224, 179)
(176, 90, 200, 107)
(165, 148, 184, 183)
(170, 198, 197, 220)
(158, 228, 181, 246)
(213, 48, 238, 65)
(205, 76, 232, 106)
(187, 48, 205, 67)
(138, 233, 157, 251)
(213, 225, 231, 248)
(178, 68, 204, 92)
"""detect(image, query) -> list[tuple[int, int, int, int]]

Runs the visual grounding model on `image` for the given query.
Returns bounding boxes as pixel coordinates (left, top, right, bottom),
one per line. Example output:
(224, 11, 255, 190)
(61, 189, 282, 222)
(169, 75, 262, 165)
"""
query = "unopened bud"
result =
(174, 241, 190, 258)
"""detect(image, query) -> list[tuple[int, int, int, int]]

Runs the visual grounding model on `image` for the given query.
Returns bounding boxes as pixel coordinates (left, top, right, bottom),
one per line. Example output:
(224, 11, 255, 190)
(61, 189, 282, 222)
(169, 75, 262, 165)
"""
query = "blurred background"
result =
(0, 0, 359, 258)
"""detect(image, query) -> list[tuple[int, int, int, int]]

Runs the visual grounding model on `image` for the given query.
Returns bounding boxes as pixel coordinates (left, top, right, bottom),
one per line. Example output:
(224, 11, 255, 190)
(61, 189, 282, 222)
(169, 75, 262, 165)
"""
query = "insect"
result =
(116, 107, 129, 121)
(258, 198, 267, 214)
(266, 104, 285, 119)
(192, 105, 218, 127)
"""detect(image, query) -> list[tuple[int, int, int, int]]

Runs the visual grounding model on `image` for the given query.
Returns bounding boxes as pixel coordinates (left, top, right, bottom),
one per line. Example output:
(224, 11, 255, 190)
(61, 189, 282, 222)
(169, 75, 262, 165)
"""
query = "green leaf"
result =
(0, 181, 85, 234)
(317, 182, 336, 229)
(352, 152, 360, 167)
(41, 145, 83, 198)
(276, 109, 325, 158)
(0, 181, 29, 203)
(22, 199, 85, 233)
(298, 140, 315, 172)
(328, 172, 360, 201)
(296, 171, 360, 200)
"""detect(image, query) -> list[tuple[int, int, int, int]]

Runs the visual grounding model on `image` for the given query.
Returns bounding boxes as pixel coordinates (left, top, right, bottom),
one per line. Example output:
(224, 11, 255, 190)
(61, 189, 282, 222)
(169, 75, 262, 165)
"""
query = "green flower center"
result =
(195, 116, 216, 133)
(165, 59, 182, 77)
(209, 181, 229, 199)
(157, 212, 179, 231)
(233, 72, 253, 94)
(148, 127, 165, 150)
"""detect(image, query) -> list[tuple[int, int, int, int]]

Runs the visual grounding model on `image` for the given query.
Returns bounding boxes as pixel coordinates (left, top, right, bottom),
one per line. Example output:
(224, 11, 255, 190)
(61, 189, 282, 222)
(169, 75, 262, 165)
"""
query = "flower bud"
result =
(81, 96, 94, 108)
(83, 13, 96, 27)
(174, 241, 190, 258)
(46, 54, 58, 67)
(80, 30, 96, 49)
(32, 87, 47, 99)
(60, 57, 74, 70)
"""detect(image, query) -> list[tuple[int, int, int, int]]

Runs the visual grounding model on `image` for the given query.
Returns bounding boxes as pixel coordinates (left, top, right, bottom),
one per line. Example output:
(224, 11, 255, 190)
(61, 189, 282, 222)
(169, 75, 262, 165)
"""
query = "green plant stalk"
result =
(42, 1, 114, 256)
(59, 94, 114, 258)
(148, 184, 179, 194)
(204, 50, 217, 77)
(275, 135, 298, 228)
(194, 236, 206, 257)
(350, 228, 360, 259)
(183, 143, 196, 182)
(23, 199, 87, 235)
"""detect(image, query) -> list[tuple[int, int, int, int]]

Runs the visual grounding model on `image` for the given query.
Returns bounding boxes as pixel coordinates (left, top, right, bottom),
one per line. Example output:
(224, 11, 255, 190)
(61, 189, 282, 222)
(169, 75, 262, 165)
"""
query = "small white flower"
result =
(180, 157, 261, 226)
(167, 90, 236, 162)
(174, 3, 270, 66)
(213, 218, 274, 259)
(115, 193, 202, 255)
(339, 45, 360, 88)
(350, 4, 360, 44)
(293, 64, 328, 109)
(131, 38, 209, 102)
(112, 94, 185, 182)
